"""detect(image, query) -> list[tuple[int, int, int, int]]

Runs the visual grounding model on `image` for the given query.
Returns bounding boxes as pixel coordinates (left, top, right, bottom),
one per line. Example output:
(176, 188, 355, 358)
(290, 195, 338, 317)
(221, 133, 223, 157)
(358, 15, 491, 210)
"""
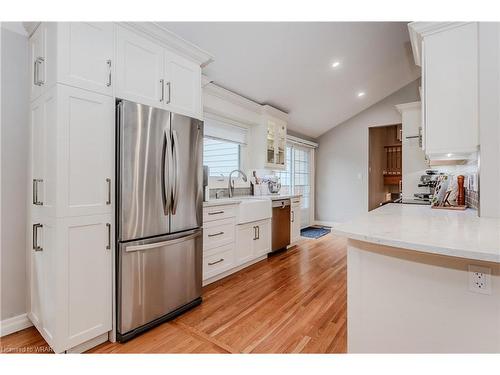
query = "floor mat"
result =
(300, 226, 331, 239)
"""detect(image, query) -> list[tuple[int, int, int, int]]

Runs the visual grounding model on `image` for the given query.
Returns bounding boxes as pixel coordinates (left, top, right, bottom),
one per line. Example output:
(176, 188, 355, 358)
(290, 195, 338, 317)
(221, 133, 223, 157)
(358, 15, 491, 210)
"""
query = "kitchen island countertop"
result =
(333, 203, 500, 263)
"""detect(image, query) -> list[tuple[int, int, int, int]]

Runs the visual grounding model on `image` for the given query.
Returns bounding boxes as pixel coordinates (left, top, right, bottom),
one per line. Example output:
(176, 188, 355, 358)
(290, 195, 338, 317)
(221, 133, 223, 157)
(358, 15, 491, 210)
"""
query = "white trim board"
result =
(0, 313, 33, 337)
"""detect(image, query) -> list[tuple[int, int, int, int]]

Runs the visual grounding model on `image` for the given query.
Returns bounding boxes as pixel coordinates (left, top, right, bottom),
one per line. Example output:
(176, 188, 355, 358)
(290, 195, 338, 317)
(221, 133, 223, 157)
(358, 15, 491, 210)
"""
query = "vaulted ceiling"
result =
(160, 22, 420, 138)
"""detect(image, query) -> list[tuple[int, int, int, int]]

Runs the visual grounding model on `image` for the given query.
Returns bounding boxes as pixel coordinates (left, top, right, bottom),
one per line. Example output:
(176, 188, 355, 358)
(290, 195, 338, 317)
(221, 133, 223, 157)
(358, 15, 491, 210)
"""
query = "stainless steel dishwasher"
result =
(271, 199, 291, 251)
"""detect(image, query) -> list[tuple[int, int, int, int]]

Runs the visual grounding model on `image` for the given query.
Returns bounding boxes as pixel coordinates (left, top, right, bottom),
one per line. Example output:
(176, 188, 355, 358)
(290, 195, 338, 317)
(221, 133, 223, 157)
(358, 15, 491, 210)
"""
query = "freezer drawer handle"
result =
(208, 231, 224, 237)
(207, 210, 224, 215)
(125, 231, 201, 252)
(208, 258, 224, 266)
(32, 223, 43, 251)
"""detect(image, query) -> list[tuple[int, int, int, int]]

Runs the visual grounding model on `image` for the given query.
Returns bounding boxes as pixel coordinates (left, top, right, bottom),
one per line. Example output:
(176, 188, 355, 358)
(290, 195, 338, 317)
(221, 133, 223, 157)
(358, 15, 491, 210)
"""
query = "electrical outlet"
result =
(468, 265, 492, 295)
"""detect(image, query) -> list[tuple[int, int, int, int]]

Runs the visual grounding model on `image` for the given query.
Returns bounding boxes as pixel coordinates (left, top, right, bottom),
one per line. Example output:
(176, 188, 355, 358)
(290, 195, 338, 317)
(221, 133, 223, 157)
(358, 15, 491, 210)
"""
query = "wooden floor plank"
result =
(0, 234, 347, 354)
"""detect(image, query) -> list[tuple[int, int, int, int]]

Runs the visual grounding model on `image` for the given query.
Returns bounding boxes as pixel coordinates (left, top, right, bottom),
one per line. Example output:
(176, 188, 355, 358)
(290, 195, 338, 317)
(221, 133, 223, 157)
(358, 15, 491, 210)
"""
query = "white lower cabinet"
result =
(290, 197, 302, 244)
(202, 204, 271, 285)
(29, 215, 112, 353)
(235, 219, 271, 264)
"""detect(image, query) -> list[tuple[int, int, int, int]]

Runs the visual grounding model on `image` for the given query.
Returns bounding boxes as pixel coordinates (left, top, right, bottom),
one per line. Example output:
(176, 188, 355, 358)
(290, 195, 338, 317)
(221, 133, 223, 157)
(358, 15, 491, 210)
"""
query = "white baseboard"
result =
(313, 220, 339, 228)
(0, 313, 33, 337)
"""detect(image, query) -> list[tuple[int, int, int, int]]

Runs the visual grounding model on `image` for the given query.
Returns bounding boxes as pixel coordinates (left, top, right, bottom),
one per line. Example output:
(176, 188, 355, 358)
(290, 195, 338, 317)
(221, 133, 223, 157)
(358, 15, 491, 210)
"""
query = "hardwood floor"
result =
(1, 233, 347, 354)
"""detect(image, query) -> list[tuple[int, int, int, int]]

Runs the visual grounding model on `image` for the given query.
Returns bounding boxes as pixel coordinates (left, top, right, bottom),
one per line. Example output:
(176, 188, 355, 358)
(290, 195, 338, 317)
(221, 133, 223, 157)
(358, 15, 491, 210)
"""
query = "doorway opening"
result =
(368, 124, 402, 211)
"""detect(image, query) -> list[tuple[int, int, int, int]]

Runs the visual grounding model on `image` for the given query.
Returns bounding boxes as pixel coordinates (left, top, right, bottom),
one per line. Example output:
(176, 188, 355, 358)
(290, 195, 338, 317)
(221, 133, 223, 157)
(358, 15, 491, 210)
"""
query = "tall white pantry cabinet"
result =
(27, 22, 212, 353)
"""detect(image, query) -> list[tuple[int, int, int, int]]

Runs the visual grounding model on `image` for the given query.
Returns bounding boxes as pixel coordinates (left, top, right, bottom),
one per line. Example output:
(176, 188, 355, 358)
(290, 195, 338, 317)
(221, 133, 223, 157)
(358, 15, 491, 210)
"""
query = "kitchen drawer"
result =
(203, 205, 237, 222)
(203, 245, 235, 280)
(203, 217, 235, 250)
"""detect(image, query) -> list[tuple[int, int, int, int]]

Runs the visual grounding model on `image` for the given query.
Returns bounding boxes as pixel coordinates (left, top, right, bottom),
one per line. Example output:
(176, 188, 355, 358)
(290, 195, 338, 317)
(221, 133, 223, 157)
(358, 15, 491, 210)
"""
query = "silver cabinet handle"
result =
(208, 231, 224, 237)
(32, 179, 43, 205)
(106, 223, 111, 250)
(106, 59, 112, 87)
(33, 58, 38, 85)
(208, 210, 224, 215)
(253, 226, 257, 240)
(106, 178, 111, 205)
(32, 223, 43, 251)
(291, 211, 294, 223)
(256, 225, 260, 240)
(166, 81, 171, 104)
(171, 130, 180, 215)
(34, 57, 45, 86)
(160, 79, 164, 102)
(208, 258, 224, 266)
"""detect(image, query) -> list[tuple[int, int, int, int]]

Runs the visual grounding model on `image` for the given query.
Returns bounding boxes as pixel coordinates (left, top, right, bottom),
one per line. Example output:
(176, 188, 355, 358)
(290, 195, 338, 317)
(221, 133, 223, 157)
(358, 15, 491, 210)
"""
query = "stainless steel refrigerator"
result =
(116, 100, 203, 342)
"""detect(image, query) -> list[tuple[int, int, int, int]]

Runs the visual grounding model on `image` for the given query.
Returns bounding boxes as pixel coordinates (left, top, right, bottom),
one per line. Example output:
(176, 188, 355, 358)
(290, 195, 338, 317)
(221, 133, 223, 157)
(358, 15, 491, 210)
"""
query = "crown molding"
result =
(395, 101, 421, 113)
(120, 22, 214, 67)
(408, 22, 469, 66)
(261, 104, 289, 121)
(22, 22, 40, 37)
(204, 81, 263, 114)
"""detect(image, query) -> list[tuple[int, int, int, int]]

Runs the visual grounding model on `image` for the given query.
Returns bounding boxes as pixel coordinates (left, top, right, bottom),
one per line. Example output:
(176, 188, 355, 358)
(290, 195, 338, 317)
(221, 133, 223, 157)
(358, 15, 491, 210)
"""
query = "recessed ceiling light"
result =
(332, 61, 341, 68)
(357, 91, 366, 98)
(447, 153, 453, 157)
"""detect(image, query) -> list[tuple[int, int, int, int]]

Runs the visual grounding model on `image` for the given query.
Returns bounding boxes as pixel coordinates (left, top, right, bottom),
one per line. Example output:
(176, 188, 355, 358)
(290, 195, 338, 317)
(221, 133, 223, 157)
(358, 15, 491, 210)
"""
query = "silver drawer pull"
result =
(208, 258, 224, 266)
(106, 59, 112, 87)
(208, 210, 224, 215)
(32, 223, 43, 251)
(208, 231, 224, 237)
(106, 178, 111, 205)
(32, 179, 43, 205)
(106, 223, 111, 250)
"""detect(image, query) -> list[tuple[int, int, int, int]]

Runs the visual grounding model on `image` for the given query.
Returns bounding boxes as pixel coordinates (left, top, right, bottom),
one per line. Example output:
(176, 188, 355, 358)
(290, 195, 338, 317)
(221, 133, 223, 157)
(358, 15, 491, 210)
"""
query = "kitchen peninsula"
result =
(333, 204, 500, 353)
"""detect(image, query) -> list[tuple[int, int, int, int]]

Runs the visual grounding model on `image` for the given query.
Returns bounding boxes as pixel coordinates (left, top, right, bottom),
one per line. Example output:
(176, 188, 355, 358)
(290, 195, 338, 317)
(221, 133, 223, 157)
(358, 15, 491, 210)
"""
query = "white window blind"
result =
(203, 114, 248, 177)
(204, 116, 248, 145)
(203, 138, 240, 177)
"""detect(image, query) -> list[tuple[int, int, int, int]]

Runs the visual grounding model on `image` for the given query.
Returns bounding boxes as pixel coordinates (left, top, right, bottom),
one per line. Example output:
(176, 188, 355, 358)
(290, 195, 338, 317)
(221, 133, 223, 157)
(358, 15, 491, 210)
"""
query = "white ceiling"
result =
(161, 22, 420, 138)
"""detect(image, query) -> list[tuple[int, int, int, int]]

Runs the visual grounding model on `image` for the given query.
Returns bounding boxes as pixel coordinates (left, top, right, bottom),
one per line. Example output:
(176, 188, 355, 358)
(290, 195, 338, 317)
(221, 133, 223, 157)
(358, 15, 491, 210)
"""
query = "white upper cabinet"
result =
(30, 24, 55, 100)
(115, 25, 164, 107)
(250, 105, 289, 171)
(57, 22, 114, 96)
(115, 24, 205, 118)
(57, 85, 114, 217)
(164, 50, 202, 117)
(409, 22, 479, 160)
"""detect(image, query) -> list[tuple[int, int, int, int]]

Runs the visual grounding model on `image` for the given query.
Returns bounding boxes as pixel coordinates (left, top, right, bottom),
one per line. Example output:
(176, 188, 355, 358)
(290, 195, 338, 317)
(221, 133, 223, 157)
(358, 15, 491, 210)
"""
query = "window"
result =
(203, 138, 241, 176)
(275, 143, 313, 228)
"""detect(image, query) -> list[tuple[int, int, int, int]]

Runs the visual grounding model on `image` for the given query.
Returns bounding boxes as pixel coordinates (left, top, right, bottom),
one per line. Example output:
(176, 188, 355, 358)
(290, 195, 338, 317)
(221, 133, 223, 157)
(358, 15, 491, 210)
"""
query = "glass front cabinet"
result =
(263, 107, 287, 170)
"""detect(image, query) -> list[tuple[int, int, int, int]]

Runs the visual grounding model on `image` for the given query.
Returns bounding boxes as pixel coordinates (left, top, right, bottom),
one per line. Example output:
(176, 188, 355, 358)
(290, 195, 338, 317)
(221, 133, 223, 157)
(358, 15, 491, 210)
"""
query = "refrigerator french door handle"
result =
(171, 130, 180, 215)
(124, 230, 201, 252)
(161, 129, 172, 216)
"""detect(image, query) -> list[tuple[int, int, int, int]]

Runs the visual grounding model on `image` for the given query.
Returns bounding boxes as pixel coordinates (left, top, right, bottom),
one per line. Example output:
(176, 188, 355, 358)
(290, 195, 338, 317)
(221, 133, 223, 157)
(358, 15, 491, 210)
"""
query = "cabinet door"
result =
(290, 206, 301, 244)
(253, 220, 271, 257)
(116, 26, 164, 107)
(30, 24, 46, 100)
(29, 217, 57, 345)
(63, 215, 112, 349)
(57, 22, 114, 95)
(58, 85, 114, 217)
(236, 223, 255, 265)
(164, 50, 202, 118)
(30, 89, 57, 217)
(424, 23, 478, 156)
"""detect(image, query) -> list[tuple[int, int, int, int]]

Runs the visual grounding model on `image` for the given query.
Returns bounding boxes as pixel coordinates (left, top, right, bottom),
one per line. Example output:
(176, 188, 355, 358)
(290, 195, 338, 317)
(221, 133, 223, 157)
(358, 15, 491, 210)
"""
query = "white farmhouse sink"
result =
(236, 198, 272, 224)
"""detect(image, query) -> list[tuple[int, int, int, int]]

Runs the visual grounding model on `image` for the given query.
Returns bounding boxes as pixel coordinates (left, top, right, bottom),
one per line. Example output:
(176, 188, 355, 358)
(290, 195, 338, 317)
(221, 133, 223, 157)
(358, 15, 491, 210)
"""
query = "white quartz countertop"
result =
(203, 194, 301, 207)
(332, 203, 500, 263)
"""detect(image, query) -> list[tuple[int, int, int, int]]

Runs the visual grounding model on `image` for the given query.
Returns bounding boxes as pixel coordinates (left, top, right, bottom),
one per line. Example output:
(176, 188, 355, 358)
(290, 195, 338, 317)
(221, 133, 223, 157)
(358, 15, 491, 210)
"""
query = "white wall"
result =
(315, 80, 420, 223)
(0, 24, 29, 321)
(478, 23, 500, 218)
